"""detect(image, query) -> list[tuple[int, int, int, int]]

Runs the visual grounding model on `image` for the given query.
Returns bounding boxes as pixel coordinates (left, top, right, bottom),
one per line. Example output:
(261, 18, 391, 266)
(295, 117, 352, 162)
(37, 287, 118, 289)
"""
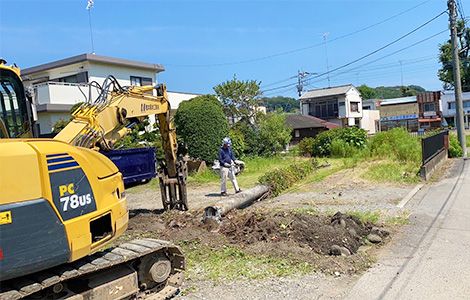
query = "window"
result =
(309, 100, 338, 119)
(295, 130, 300, 138)
(54, 72, 88, 84)
(130, 76, 152, 86)
(448, 102, 455, 110)
(350, 102, 359, 112)
(424, 103, 435, 112)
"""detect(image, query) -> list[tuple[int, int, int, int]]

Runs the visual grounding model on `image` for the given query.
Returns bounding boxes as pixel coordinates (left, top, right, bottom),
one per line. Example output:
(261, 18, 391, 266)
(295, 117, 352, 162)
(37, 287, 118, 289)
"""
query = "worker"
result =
(218, 137, 241, 196)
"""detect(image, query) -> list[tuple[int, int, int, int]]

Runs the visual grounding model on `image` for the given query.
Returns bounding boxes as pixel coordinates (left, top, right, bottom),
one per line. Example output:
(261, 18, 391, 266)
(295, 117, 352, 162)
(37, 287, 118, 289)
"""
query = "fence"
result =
(421, 130, 448, 165)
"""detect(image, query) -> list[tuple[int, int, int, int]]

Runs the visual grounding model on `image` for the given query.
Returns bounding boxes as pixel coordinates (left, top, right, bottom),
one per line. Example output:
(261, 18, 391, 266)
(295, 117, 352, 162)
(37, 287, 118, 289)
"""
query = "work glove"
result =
(224, 163, 231, 168)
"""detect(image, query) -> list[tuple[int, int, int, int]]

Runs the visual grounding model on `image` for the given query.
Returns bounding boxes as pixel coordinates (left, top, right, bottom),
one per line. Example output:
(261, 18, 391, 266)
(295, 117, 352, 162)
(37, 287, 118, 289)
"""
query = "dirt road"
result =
(124, 161, 453, 299)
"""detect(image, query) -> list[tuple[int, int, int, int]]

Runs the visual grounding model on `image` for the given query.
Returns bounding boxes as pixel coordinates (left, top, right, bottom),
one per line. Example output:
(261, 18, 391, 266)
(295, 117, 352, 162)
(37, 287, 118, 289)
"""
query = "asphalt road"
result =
(346, 158, 470, 300)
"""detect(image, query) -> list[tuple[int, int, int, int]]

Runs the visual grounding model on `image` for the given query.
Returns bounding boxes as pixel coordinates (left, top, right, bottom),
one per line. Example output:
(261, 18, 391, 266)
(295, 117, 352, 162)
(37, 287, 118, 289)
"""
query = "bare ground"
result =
(123, 161, 455, 299)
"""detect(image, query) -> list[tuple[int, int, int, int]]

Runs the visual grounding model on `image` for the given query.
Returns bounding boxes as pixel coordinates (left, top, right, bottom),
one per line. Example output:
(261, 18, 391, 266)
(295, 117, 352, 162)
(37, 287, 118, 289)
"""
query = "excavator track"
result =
(0, 238, 185, 300)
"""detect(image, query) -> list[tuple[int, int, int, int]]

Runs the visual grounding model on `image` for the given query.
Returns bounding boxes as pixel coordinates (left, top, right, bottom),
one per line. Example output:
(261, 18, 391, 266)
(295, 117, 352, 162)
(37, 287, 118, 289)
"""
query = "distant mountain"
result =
(259, 96, 299, 113)
(357, 84, 428, 99)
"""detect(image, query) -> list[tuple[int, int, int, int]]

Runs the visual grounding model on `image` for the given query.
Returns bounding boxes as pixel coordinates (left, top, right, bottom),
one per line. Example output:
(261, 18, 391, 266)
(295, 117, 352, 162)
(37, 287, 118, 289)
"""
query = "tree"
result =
(174, 94, 229, 163)
(438, 20, 470, 92)
(257, 110, 292, 155)
(213, 75, 263, 124)
(259, 96, 299, 113)
(357, 84, 377, 99)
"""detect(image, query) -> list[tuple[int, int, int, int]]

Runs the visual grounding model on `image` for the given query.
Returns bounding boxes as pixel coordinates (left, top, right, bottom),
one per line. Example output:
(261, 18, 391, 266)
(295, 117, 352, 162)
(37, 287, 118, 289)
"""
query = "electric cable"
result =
(165, 0, 433, 68)
(261, 11, 447, 93)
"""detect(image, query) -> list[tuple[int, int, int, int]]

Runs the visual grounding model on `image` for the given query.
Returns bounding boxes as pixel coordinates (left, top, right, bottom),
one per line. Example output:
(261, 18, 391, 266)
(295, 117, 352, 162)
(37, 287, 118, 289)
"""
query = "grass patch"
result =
(188, 168, 219, 184)
(386, 211, 411, 226)
(362, 161, 421, 183)
(182, 244, 314, 280)
(347, 210, 381, 224)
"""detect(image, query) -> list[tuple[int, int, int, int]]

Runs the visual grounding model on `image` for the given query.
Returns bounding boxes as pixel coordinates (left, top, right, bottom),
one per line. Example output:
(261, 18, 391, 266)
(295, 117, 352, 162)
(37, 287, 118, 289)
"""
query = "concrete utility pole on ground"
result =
(448, 0, 467, 157)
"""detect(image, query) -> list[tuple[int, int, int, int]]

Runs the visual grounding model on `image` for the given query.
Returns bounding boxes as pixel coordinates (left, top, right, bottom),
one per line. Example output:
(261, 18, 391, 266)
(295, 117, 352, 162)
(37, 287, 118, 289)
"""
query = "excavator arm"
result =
(54, 75, 188, 210)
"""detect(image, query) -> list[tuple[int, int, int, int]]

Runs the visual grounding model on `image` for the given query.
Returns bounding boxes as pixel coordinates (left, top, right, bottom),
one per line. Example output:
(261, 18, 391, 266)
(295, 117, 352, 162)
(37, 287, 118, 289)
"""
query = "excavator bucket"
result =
(158, 161, 188, 211)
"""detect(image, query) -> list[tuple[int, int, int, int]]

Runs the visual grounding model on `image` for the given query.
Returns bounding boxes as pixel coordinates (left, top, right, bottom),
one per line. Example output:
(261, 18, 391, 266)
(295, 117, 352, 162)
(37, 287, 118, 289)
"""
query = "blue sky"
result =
(0, 0, 462, 98)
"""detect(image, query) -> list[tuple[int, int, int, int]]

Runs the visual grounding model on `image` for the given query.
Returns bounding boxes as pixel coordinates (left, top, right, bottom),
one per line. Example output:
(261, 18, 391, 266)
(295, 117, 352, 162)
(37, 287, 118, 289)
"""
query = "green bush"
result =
(448, 134, 463, 158)
(297, 127, 367, 158)
(229, 129, 245, 159)
(258, 159, 318, 196)
(233, 121, 260, 156)
(175, 95, 229, 163)
(257, 111, 292, 156)
(298, 137, 315, 156)
(369, 128, 421, 163)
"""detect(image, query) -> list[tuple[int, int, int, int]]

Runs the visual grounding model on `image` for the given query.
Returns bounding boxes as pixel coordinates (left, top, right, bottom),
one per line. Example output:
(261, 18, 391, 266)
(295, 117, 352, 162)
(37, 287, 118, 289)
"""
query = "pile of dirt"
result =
(125, 208, 389, 275)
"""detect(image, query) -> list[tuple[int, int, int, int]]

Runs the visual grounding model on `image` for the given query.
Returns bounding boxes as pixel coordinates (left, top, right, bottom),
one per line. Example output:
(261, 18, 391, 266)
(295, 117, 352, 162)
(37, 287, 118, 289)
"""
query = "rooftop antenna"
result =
(322, 32, 331, 87)
(86, 0, 95, 54)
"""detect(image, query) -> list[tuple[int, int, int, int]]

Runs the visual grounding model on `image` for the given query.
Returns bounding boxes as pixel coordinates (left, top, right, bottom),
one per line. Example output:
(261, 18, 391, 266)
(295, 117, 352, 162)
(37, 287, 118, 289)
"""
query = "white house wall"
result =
(345, 89, 362, 119)
(87, 63, 157, 87)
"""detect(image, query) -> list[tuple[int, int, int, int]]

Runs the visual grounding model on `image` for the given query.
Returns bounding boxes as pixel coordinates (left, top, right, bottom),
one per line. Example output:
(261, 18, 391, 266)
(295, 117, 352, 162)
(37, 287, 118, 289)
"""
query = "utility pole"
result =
(297, 70, 308, 115)
(448, 0, 467, 157)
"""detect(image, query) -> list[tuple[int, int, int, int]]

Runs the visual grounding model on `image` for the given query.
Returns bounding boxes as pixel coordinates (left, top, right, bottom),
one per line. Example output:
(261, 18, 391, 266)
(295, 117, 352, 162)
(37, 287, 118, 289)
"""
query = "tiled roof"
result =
(300, 84, 355, 100)
(285, 114, 341, 130)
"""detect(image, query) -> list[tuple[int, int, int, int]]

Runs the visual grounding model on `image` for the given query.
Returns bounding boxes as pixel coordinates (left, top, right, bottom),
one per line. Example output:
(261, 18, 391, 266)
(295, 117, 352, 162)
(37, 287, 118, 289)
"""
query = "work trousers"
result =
(220, 166, 239, 193)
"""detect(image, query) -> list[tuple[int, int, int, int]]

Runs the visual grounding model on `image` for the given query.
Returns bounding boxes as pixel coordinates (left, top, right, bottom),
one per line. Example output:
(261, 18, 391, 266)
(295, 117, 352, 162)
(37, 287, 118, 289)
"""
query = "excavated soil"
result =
(126, 207, 389, 275)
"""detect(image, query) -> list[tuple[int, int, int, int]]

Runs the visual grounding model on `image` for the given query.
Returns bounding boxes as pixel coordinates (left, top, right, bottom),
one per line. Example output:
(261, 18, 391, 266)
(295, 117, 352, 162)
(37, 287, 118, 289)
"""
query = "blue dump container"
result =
(101, 147, 157, 184)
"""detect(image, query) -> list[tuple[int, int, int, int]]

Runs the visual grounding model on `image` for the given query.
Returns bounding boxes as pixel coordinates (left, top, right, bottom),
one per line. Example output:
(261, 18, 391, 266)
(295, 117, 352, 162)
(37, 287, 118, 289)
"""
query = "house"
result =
(285, 114, 340, 145)
(417, 92, 442, 130)
(378, 96, 418, 132)
(21, 53, 196, 134)
(441, 91, 470, 128)
(299, 84, 362, 127)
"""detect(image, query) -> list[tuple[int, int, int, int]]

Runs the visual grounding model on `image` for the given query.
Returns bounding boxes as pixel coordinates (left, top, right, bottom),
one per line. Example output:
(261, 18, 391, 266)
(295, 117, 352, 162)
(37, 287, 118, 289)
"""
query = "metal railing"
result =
(421, 130, 448, 165)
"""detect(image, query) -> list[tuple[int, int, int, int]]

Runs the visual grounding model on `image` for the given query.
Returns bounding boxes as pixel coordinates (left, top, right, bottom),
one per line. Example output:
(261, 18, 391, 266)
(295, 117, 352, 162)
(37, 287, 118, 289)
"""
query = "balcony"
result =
(33, 82, 96, 106)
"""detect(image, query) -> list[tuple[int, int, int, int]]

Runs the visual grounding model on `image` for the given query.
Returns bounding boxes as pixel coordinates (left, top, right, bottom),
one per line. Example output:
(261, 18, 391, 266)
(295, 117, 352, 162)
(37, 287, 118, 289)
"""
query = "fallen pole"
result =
(204, 185, 269, 222)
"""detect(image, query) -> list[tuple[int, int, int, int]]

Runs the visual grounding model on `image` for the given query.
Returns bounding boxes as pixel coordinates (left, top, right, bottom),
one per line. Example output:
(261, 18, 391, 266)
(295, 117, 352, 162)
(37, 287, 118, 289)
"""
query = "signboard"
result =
(380, 114, 418, 121)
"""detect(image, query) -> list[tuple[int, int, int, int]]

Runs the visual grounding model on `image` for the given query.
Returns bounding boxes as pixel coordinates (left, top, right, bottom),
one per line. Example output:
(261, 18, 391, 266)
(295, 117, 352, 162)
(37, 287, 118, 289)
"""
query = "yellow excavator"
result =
(0, 61, 187, 299)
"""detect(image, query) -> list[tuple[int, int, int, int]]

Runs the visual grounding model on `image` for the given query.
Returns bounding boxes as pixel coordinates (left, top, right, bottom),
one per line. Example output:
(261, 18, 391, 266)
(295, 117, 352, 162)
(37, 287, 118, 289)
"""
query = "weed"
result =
(386, 211, 411, 226)
(347, 210, 382, 224)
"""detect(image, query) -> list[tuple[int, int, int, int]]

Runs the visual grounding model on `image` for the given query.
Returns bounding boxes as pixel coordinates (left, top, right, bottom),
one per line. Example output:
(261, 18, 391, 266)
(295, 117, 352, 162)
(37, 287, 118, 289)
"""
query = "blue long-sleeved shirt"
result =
(219, 147, 236, 166)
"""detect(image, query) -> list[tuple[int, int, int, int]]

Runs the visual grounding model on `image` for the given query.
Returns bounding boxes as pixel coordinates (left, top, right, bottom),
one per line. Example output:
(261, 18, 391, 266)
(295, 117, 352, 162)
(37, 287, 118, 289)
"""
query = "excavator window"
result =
(0, 68, 29, 138)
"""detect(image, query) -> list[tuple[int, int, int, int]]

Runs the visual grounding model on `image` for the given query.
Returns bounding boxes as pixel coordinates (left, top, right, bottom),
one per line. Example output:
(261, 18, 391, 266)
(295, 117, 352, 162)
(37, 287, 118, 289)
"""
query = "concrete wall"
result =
(420, 149, 448, 181)
(360, 110, 380, 134)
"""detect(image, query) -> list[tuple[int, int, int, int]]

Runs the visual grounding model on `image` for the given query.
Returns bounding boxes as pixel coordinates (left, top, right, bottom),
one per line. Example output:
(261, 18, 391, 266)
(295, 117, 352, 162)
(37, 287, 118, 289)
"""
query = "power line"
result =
(165, 0, 433, 68)
(261, 11, 447, 93)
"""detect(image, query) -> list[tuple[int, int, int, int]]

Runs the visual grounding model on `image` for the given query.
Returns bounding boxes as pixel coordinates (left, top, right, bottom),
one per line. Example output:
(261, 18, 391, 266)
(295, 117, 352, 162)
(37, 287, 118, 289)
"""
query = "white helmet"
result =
(222, 137, 232, 146)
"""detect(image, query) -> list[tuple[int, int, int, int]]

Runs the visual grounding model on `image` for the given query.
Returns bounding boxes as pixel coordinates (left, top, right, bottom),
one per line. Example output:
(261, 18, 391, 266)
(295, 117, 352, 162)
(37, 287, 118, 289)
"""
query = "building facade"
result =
(417, 91, 442, 130)
(21, 53, 185, 134)
(378, 96, 419, 132)
(300, 84, 362, 127)
(441, 91, 470, 128)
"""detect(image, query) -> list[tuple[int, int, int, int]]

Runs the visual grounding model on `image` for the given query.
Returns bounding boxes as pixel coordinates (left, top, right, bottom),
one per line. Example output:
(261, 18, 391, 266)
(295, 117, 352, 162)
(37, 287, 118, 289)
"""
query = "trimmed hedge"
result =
(258, 159, 318, 196)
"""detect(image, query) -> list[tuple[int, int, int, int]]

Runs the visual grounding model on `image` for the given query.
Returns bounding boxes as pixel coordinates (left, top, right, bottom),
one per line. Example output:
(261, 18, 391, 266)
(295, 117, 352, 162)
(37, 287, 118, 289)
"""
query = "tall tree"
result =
(357, 84, 377, 99)
(438, 20, 470, 92)
(213, 75, 263, 124)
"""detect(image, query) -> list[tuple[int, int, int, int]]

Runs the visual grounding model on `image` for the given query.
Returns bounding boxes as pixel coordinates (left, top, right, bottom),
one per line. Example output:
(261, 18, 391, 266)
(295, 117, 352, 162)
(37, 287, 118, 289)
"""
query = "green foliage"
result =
(448, 133, 463, 158)
(357, 84, 377, 99)
(438, 20, 470, 91)
(257, 110, 292, 155)
(232, 121, 260, 156)
(375, 85, 426, 99)
(259, 96, 299, 113)
(369, 128, 421, 163)
(175, 94, 229, 163)
(298, 127, 367, 158)
(259, 159, 318, 196)
(229, 129, 245, 159)
(213, 75, 263, 123)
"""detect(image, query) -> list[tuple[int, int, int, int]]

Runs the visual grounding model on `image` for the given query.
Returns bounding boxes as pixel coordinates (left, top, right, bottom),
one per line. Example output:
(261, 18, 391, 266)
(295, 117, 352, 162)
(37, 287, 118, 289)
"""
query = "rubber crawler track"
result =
(0, 238, 186, 300)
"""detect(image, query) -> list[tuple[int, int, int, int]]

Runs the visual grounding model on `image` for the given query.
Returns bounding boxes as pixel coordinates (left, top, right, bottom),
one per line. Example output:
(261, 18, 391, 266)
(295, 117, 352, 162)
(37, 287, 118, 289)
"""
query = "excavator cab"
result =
(0, 61, 35, 139)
